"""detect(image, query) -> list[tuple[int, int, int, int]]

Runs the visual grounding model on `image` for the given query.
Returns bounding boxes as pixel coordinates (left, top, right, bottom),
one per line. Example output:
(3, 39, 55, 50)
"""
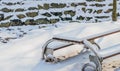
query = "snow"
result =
(47, 40, 70, 49)
(0, 19, 120, 71)
(98, 44, 120, 58)
(0, 0, 120, 70)
(0, 0, 120, 23)
(54, 22, 120, 48)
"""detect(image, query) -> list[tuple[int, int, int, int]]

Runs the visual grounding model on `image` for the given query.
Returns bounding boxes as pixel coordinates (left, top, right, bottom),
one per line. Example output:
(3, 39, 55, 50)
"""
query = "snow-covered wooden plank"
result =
(47, 40, 73, 50)
(98, 44, 120, 59)
(84, 39, 120, 59)
(53, 27, 120, 44)
(82, 41, 120, 71)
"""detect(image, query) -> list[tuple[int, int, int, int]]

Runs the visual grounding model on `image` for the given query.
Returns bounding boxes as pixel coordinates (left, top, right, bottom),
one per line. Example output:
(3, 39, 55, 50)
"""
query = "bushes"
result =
(17, 14, 26, 19)
(0, 22, 10, 27)
(78, 2, 87, 6)
(96, 9, 103, 14)
(108, 3, 113, 6)
(64, 10, 76, 17)
(95, 16, 109, 18)
(38, 5, 43, 9)
(6, 2, 14, 5)
(26, 12, 38, 17)
(1, 1, 119, 26)
(86, 0, 105, 2)
(49, 19, 59, 23)
(36, 18, 49, 24)
(15, 8, 25, 12)
(86, 17, 92, 21)
(10, 19, 22, 26)
(35, 18, 60, 24)
(43, 3, 49, 10)
(104, 9, 113, 13)
(90, 3, 106, 7)
(42, 12, 51, 17)
(25, 19, 37, 25)
(71, 3, 77, 7)
(86, 9, 93, 13)
(117, 13, 120, 16)
(82, 8, 86, 13)
(76, 16, 85, 20)
(28, 7, 38, 10)
(4, 15, 13, 20)
(0, 14, 4, 21)
(51, 3, 66, 8)
(60, 17, 72, 21)
(51, 12, 62, 16)
(38, 3, 66, 10)
(93, 9, 103, 14)
(1, 8, 13, 12)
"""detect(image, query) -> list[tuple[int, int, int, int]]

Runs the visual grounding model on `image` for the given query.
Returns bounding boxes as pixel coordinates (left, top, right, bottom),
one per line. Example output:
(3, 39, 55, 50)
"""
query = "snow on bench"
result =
(47, 40, 73, 50)
(42, 24, 120, 62)
(98, 44, 120, 59)
(46, 23, 120, 50)
(82, 40, 120, 71)
(53, 27, 120, 44)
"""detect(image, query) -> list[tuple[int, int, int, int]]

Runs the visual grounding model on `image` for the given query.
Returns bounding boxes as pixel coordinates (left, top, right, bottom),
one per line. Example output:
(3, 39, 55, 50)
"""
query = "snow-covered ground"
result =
(0, 19, 120, 71)
(0, 0, 120, 71)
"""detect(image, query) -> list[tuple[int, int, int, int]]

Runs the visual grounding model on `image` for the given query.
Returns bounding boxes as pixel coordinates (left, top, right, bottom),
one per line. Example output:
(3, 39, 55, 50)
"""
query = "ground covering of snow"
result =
(0, 19, 120, 71)
(0, 0, 120, 71)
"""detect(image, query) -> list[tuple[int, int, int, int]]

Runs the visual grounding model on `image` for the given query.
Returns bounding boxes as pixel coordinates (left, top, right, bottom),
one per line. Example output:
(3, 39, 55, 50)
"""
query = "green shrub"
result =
(1, 8, 13, 12)
(95, 3, 106, 7)
(82, 8, 86, 13)
(71, 3, 77, 7)
(17, 14, 26, 19)
(6, 2, 14, 5)
(42, 12, 51, 17)
(28, 7, 38, 10)
(108, 3, 113, 6)
(38, 5, 43, 9)
(26, 12, 38, 17)
(0, 14, 4, 21)
(90, 4, 105, 7)
(95, 16, 109, 18)
(60, 17, 72, 21)
(96, 9, 103, 14)
(76, 16, 85, 20)
(4, 15, 13, 20)
(86, 9, 93, 13)
(25, 19, 36, 25)
(43, 3, 49, 10)
(117, 13, 120, 16)
(86, 17, 92, 21)
(51, 3, 66, 8)
(49, 18, 59, 23)
(0, 22, 10, 27)
(35, 18, 49, 24)
(10, 19, 22, 26)
(104, 9, 113, 13)
(95, 0, 105, 2)
(64, 10, 76, 17)
(78, 2, 87, 6)
(15, 8, 25, 12)
(51, 12, 62, 16)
